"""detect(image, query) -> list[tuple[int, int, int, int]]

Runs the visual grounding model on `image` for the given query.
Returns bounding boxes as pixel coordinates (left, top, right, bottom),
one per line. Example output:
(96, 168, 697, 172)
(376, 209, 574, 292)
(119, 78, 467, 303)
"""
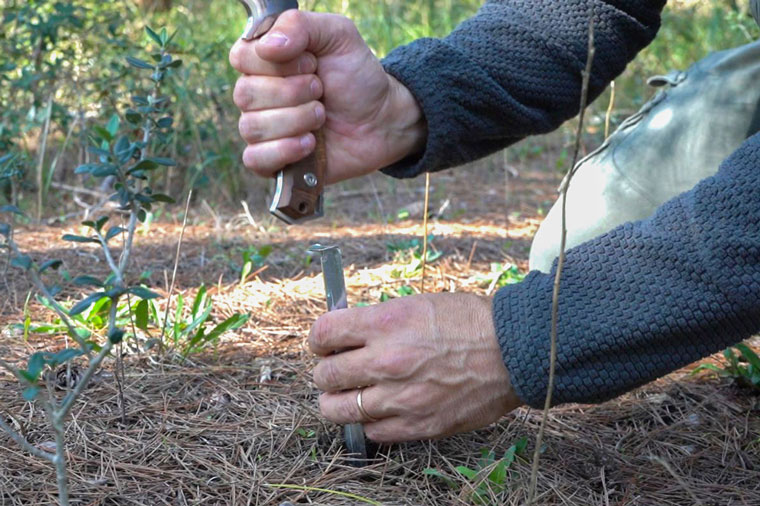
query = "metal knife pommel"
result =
(237, 0, 326, 225)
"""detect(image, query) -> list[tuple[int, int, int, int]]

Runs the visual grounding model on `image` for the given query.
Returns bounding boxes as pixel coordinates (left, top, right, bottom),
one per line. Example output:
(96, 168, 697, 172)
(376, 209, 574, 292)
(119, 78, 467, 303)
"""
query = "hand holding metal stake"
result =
(307, 244, 368, 467)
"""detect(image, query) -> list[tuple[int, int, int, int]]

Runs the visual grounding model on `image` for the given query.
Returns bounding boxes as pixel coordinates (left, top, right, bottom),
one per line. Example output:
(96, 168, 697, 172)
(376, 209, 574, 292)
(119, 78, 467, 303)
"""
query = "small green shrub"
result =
(692, 342, 760, 391)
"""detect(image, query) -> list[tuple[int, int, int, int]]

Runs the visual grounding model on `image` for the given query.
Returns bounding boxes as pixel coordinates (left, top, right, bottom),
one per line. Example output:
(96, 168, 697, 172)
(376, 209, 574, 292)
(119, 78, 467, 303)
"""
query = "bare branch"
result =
(528, 19, 596, 505)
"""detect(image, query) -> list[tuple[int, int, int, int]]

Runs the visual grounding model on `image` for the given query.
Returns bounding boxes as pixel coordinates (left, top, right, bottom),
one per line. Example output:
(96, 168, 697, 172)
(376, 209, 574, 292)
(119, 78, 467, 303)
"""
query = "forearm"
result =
(380, 0, 667, 178)
(494, 132, 760, 408)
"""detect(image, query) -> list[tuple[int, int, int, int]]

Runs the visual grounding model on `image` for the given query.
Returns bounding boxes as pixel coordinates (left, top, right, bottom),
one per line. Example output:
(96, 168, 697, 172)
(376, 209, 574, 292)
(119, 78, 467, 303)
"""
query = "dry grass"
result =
(1, 146, 759, 505)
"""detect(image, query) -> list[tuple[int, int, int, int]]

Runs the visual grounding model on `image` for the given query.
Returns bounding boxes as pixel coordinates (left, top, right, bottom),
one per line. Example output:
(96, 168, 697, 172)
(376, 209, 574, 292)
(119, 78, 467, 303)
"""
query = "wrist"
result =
(377, 74, 427, 169)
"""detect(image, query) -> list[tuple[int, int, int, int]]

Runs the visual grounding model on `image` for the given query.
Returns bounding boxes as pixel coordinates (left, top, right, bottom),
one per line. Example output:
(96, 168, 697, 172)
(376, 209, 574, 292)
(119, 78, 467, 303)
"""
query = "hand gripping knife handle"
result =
(308, 244, 370, 467)
(238, 0, 326, 225)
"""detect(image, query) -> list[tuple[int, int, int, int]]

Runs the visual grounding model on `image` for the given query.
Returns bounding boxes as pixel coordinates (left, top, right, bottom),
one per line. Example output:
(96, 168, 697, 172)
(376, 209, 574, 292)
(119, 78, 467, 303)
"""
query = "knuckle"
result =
(233, 78, 252, 109)
(314, 359, 341, 391)
(310, 314, 332, 351)
(338, 395, 357, 422)
(375, 351, 414, 380)
(229, 43, 247, 71)
(238, 114, 262, 142)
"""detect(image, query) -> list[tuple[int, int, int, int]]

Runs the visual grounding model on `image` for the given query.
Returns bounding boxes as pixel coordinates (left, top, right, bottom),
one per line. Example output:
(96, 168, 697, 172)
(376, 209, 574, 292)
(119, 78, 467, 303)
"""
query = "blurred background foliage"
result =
(0, 0, 757, 217)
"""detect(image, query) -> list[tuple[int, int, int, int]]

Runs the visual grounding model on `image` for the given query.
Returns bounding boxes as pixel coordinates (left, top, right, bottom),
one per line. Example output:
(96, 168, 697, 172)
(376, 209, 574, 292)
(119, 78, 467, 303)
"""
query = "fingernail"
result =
(300, 134, 314, 151)
(314, 104, 325, 123)
(310, 78, 322, 99)
(261, 31, 289, 47)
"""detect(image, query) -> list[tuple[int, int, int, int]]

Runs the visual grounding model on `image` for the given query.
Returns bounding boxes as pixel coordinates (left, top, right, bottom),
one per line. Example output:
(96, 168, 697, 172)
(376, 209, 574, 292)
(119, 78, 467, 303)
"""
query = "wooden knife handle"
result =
(269, 128, 327, 224)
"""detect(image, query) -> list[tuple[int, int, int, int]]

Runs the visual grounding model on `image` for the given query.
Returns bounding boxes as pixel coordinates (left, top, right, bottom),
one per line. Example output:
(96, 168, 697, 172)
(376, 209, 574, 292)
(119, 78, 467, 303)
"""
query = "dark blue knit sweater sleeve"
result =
(494, 133, 760, 408)
(380, 0, 666, 178)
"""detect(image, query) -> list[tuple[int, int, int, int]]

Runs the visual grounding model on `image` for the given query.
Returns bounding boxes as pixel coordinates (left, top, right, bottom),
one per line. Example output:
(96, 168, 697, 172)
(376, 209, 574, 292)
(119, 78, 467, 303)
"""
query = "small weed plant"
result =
(693, 342, 760, 391)
(424, 437, 528, 505)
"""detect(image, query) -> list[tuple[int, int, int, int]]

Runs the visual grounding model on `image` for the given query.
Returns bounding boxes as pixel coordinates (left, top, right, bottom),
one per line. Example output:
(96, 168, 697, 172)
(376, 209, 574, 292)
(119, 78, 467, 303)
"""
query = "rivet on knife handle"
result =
(237, 0, 327, 225)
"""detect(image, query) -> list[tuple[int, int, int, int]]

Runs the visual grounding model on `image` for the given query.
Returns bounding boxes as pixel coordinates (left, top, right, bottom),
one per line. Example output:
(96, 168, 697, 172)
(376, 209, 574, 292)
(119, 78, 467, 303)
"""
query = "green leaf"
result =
(27, 352, 45, 381)
(108, 327, 125, 344)
(49, 348, 83, 367)
(455, 466, 478, 481)
(126, 56, 154, 70)
(167, 59, 183, 68)
(22, 386, 40, 401)
(203, 313, 249, 343)
(72, 275, 103, 287)
(134, 299, 150, 331)
(69, 292, 106, 316)
(38, 259, 62, 273)
(62, 234, 99, 244)
(160, 27, 168, 45)
(736, 343, 760, 371)
(145, 26, 163, 47)
(125, 109, 142, 124)
(0, 205, 22, 215)
(105, 226, 126, 241)
(423, 468, 458, 489)
(147, 157, 176, 167)
(488, 460, 507, 487)
(156, 117, 173, 128)
(92, 125, 113, 142)
(11, 255, 32, 270)
(191, 285, 208, 318)
(128, 159, 158, 173)
(106, 114, 120, 137)
(92, 164, 119, 178)
(96, 216, 109, 231)
(129, 286, 160, 300)
(74, 163, 99, 175)
(150, 193, 175, 204)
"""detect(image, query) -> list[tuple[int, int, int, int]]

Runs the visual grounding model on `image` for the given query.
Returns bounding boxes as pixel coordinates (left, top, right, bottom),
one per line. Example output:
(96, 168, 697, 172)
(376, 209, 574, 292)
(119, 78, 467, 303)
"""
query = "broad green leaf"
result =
(62, 234, 99, 244)
(11, 255, 32, 270)
(148, 156, 176, 167)
(129, 286, 160, 300)
(22, 386, 40, 401)
(150, 193, 175, 204)
(27, 352, 45, 381)
(92, 125, 113, 142)
(106, 114, 120, 137)
(134, 299, 149, 331)
(50, 348, 83, 366)
(74, 163, 99, 175)
(38, 259, 62, 273)
(96, 216, 109, 231)
(156, 117, 173, 128)
(73, 275, 103, 287)
(126, 56, 154, 70)
(92, 164, 119, 178)
(128, 159, 158, 173)
(145, 26, 163, 47)
(488, 460, 507, 487)
(105, 226, 126, 241)
(0, 205, 22, 215)
(69, 292, 106, 316)
(125, 109, 142, 124)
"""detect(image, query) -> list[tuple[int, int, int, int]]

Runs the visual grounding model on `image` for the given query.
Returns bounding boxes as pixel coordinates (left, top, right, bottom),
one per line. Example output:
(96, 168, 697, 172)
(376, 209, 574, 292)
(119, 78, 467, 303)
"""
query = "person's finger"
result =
(364, 416, 433, 443)
(238, 101, 325, 144)
(319, 386, 390, 424)
(234, 74, 323, 112)
(309, 301, 414, 356)
(242, 134, 316, 177)
(313, 347, 382, 392)
(254, 10, 359, 63)
(229, 39, 317, 76)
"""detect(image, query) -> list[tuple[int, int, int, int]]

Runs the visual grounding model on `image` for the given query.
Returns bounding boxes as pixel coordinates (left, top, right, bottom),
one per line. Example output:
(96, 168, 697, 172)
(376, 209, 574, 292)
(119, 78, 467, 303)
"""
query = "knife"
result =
(238, 0, 327, 225)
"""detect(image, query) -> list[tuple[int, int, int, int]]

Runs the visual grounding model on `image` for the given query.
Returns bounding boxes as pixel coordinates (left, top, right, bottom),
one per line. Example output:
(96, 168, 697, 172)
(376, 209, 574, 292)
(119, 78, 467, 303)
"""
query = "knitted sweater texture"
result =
(380, 0, 760, 407)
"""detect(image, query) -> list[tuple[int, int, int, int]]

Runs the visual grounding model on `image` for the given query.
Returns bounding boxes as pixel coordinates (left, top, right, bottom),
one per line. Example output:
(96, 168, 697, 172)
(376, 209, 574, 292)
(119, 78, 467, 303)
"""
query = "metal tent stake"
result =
(308, 244, 369, 467)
